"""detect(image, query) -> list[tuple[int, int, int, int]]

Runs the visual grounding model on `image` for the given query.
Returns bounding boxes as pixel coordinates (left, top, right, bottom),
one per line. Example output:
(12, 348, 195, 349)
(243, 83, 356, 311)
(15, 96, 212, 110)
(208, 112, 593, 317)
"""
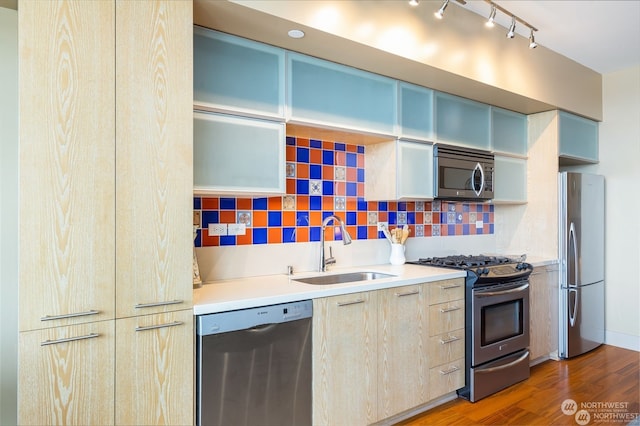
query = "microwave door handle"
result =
(473, 163, 484, 196)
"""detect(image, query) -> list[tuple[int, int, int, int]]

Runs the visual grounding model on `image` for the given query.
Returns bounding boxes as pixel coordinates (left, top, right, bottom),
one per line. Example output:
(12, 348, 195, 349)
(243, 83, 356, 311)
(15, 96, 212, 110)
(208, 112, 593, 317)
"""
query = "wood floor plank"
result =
(396, 345, 639, 425)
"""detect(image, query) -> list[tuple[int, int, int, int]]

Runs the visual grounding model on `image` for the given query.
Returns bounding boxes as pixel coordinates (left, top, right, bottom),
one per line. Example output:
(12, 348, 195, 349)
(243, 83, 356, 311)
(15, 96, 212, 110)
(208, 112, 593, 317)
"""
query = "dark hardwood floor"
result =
(396, 345, 640, 425)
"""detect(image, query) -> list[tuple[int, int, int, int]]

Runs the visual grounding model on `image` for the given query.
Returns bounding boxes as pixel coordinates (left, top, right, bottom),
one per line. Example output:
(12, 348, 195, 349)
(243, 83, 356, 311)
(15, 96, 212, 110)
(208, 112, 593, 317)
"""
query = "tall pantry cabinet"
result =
(18, 1, 193, 425)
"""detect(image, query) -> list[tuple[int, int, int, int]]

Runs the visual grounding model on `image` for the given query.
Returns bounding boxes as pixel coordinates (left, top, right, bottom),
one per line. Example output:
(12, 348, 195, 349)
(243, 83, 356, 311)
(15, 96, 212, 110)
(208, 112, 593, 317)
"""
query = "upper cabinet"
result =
(558, 111, 599, 164)
(435, 92, 491, 150)
(493, 155, 527, 204)
(398, 82, 434, 141)
(194, 27, 285, 119)
(492, 107, 527, 156)
(288, 53, 397, 136)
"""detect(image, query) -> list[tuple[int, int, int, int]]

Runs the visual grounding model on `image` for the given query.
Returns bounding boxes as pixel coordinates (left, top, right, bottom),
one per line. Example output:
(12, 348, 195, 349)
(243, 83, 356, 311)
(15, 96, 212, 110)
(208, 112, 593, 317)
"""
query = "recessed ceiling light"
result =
(288, 29, 305, 39)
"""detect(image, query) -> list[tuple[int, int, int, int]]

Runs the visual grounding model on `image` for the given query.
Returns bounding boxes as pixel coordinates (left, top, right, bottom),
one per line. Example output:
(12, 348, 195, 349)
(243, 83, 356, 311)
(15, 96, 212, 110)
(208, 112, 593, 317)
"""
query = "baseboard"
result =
(605, 330, 640, 352)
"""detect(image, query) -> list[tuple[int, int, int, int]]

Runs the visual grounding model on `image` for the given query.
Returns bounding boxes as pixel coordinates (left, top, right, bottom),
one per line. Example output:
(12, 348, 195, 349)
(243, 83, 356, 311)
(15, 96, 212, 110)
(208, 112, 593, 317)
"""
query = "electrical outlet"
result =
(227, 223, 246, 236)
(377, 221, 388, 232)
(193, 211, 201, 227)
(208, 223, 227, 236)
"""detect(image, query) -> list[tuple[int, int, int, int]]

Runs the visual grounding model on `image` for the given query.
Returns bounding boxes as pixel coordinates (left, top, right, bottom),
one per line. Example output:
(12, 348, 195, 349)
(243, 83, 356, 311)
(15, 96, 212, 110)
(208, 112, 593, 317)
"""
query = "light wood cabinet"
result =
(529, 265, 559, 363)
(312, 291, 377, 426)
(115, 309, 194, 426)
(18, 321, 115, 425)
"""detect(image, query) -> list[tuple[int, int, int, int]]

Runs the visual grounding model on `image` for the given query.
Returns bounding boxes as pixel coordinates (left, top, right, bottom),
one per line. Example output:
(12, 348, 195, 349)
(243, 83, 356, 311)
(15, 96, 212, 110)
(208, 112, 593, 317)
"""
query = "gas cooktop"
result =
(407, 254, 532, 284)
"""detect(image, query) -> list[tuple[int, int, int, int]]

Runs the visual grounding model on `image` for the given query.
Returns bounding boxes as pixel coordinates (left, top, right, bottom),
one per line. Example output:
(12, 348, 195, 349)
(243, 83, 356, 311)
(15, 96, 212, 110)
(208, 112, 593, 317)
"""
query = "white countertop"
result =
(193, 263, 466, 315)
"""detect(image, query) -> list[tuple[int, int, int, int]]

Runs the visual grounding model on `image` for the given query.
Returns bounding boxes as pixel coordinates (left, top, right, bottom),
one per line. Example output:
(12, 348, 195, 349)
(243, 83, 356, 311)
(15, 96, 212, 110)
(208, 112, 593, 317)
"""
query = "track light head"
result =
(435, 0, 449, 19)
(529, 28, 538, 49)
(485, 5, 496, 28)
(409, 0, 419, 6)
(506, 17, 516, 38)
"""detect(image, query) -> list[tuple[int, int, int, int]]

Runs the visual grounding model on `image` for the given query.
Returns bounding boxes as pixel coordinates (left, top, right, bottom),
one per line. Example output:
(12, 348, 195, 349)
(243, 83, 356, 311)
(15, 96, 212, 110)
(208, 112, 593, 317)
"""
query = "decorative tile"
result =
(283, 195, 296, 211)
(433, 200, 441, 211)
(456, 213, 464, 224)
(397, 212, 407, 225)
(415, 201, 424, 212)
(309, 179, 322, 195)
(432, 224, 441, 236)
(415, 224, 424, 237)
(469, 212, 477, 223)
(237, 211, 251, 226)
(447, 212, 456, 224)
(286, 162, 296, 178)
(368, 211, 378, 225)
(334, 166, 346, 181)
(423, 213, 432, 224)
(334, 196, 346, 211)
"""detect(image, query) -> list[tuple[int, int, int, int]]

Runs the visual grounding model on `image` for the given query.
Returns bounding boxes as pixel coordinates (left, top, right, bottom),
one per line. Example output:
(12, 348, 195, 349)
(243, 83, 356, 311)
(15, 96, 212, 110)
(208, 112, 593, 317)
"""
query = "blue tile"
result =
(357, 168, 365, 182)
(253, 198, 268, 210)
(296, 211, 310, 226)
(357, 200, 368, 211)
(253, 228, 268, 244)
(476, 204, 483, 212)
(463, 224, 470, 235)
(489, 204, 495, 212)
(202, 211, 219, 225)
(296, 179, 309, 195)
(322, 150, 334, 165)
(220, 235, 236, 246)
(346, 182, 357, 197)
(346, 211, 357, 225)
(489, 224, 494, 234)
(193, 197, 201, 210)
(195, 229, 202, 247)
(309, 226, 321, 242)
(310, 196, 322, 211)
(463, 203, 470, 212)
(335, 143, 346, 151)
(398, 202, 407, 211)
(483, 212, 490, 223)
(220, 198, 236, 210)
(310, 139, 322, 149)
(448, 224, 455, 235)
(322, 211, 334, 222)
(476, 227, 484, 235)
(283, 227, 296, 243)
(357, 146, 365, 154)
(286, 136, 296, 145)
(346, 152, 357, 167)
(268, 211, 282, 227)
(407, 212, 415, 224)
(378, 202, 388, 211)
(357, 226, 368, 240)
(296, 147, 310, 163)
(388, 212, 397, 224)
(309, 164, 322, 179)
(322, 180, 333, 196)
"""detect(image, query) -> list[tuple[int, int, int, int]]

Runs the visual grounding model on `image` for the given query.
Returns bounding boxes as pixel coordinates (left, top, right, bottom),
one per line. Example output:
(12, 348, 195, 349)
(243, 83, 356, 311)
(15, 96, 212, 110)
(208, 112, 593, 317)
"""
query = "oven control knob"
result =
(483, 267, 490, 275)
(476, 268, 484, 275)
(516, 263, 525, 270)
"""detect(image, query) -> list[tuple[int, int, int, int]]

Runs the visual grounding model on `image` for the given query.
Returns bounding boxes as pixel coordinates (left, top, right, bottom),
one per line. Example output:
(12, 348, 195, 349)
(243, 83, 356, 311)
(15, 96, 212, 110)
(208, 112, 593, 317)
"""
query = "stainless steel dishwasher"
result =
(196, 300, 312, 426)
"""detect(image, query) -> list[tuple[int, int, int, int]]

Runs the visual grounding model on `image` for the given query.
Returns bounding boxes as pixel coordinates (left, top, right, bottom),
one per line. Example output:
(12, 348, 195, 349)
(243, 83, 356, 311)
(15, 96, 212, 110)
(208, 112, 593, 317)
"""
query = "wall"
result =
(562, 65, 640, 351)
(0, 6, 18, 424)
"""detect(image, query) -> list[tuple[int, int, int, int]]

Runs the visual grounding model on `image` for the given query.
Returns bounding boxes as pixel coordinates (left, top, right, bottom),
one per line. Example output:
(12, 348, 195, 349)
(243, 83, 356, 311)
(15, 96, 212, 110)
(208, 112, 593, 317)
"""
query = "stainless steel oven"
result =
(433, 144, 494, 201)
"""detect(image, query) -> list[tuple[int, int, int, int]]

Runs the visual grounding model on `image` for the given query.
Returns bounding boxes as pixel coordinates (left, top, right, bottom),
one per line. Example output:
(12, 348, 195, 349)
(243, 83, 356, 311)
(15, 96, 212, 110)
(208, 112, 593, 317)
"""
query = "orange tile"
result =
(309, 211, 322, 226)
(357, 153, 365, 168)
(323, 141, 333, 150)
(283, 211, 296, 227)
(489, 212, 494, 223)
(463, 213, 469, 223)
(220, 211, 235, 223)
(297, 195, 309, 210)
(236, 233, 252, 245)
(322, 196, 334, 211)
(296, 227, 309, 242)
(253, 211, 267, 227)
(416, 212, 424, 224)
(322, 225, 334, 242)
(388, 202, 398, 211)
(346, 168, 357, 182)
(202, 197, 219, 210)
(297, 163, 309, 179)
(367, 201, 377, 211)
(441, 225, 448, 236)
(236, 198, 252, 210)
(432, 212, 440, 224)
(310, 149, 321, 164)
(346, 144, 358, 153)
(378, 211, 388, 222)
(357, 183, 365, 197)
(268, 227, 282, 244)
(424, 225, 432, 236)
(297, 137, 309, 147)
(470, 225, 477, 235)
(268, 197, 282, 210)
(346, 198, 357, 211)
(334, 181, 345, 196)
(346, 226, 357, 240)
(367, 226, 378, 239)
(357, 212, 368, 226)
(335, 151, 346, 166)
(456, 224, 463, 235)
(202, 233, 219, 247)
(286, 145, 296, 161)
(484, 224, 490, 234)
(286, 178, 296, 194)
(407, 202, 415, 211)
(322, 165, 334, 180)
(425, 201, 432, 211)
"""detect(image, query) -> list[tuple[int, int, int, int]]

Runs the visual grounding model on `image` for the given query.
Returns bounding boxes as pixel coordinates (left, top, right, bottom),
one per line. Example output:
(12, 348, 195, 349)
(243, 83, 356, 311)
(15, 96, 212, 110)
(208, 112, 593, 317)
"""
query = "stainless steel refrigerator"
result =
(559, 172, 605, 359)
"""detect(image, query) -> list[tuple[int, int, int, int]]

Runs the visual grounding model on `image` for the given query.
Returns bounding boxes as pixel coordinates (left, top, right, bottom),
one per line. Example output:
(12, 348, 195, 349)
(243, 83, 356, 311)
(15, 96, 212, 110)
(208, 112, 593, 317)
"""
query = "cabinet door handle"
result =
(439, 284, 461, 290)
(440, 335, 460, 344)
(135, 321, 184, 332)
(439, 365, 460, 375)
(134, 300, 183, 309)
(337, 299, 364, 307)
(395, 289, 419, 297)
(41, 333, 99, 346)
(40, 310, 100, 322)
(440, 306, 461, 313)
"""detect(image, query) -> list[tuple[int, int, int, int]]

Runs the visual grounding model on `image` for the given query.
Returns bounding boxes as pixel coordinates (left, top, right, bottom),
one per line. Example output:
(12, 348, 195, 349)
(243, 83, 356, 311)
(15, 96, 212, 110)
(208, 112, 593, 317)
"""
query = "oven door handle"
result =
(475, 283, 529, 297)
(476, 350, 530, 374)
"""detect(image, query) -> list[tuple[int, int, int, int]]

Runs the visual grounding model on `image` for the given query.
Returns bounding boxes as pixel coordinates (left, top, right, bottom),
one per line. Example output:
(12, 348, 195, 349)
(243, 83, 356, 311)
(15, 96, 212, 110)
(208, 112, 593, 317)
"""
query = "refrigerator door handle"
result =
(569, 287, 578, 327)
(569, 222, 579, 287)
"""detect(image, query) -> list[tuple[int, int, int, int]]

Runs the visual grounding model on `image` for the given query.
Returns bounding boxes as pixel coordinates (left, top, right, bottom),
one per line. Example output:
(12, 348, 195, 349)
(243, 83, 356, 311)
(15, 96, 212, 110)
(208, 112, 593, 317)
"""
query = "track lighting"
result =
(485, 5, 496, 28)
(506, 17, 516, 38)
(434, 0, 449, 19)
(409, 0, 419, 6)
(529, 28, 538, 49)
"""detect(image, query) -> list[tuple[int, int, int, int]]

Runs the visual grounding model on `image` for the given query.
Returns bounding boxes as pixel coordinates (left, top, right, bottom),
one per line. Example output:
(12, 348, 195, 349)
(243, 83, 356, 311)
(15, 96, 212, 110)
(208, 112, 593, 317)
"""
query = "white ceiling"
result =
(459, 0, 640, 74)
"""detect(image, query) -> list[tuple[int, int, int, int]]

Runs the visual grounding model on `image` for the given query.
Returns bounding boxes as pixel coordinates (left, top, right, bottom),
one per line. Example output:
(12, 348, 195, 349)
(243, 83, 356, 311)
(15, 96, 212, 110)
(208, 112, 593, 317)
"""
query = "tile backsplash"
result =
(194, 136, 494, 247)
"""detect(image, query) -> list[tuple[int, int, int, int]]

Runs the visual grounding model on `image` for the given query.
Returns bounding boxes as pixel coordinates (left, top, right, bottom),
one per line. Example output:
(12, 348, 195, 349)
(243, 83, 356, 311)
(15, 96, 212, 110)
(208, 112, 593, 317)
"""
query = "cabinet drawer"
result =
(429, 358, 465, 400)
(429, 300, 464, 336)
(427, 278, 464, 305)
(428, 329, 464, 368)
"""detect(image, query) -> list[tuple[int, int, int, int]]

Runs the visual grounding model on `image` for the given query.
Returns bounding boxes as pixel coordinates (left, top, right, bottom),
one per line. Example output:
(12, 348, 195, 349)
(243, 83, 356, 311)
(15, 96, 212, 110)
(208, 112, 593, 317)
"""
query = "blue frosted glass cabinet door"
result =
(493, 155, 527, 203)
(435, 92, 491, 150)
(491, 107, 527, 155)
(558, 111, 599, 163)
(287, 53, 396, 135)
(399, 83, 434, 141)
(193, 112, 285, 195)
(194, 27, 285, 118)
(397, 140, 434, 199)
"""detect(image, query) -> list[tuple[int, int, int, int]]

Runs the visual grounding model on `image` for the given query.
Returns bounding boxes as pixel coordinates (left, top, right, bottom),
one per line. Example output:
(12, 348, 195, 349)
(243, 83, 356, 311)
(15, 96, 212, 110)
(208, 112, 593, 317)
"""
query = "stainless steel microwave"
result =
(433, 144, 494, 201)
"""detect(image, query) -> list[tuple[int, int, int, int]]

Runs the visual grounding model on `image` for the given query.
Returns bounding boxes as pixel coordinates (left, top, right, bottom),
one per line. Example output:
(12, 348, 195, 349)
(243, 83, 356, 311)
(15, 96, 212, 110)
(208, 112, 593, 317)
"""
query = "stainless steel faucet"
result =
(320, 215, 352, 272)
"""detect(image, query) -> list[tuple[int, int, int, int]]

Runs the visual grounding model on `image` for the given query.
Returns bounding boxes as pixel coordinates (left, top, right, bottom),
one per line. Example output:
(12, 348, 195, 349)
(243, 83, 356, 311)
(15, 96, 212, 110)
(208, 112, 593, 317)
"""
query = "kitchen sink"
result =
(293, 271, 396, 285)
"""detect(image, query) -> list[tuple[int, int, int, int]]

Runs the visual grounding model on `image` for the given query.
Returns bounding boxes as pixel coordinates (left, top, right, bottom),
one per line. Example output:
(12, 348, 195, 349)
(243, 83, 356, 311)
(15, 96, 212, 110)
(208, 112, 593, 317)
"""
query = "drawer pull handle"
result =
(41, 310, 99, 321)
(135, 321, 184, 332)
(134, 300, 183, 309)
(440, 306, 461, 313)
(337, 299, 365, 307)
(41, 333, 99, 346)
(439, 366, 460, 375)
(440, 284, 461, 290)
(440, 335, 460, 344)
(395, 289, 419, 297)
